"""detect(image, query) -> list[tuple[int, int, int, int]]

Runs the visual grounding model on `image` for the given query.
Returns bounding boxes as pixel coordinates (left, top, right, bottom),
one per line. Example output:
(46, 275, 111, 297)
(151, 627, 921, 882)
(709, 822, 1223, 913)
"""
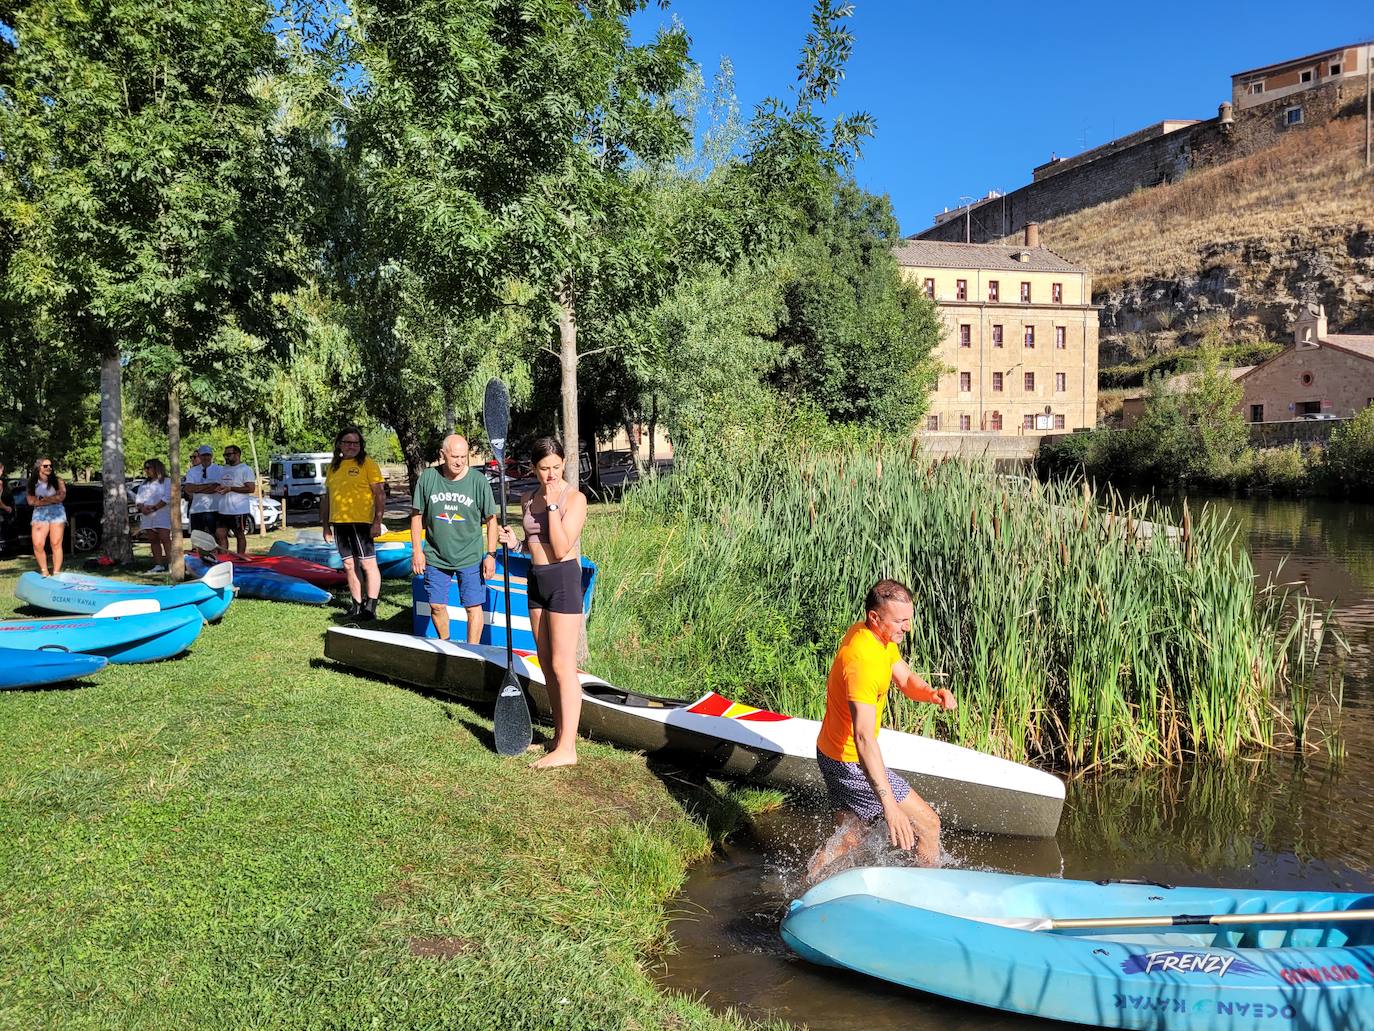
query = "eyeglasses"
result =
(39, 464, 52, 469)
(340, 439, 361, 446)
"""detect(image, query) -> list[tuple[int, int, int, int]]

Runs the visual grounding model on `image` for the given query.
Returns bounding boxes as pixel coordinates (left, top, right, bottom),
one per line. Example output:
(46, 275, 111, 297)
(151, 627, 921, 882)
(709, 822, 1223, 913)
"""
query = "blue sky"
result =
(632, 1, 1372, 235)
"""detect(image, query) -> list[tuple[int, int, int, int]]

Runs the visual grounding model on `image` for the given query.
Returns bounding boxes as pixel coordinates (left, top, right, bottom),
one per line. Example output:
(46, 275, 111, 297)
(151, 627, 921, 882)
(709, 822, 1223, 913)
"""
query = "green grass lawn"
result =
(0, 517, 760, 1030)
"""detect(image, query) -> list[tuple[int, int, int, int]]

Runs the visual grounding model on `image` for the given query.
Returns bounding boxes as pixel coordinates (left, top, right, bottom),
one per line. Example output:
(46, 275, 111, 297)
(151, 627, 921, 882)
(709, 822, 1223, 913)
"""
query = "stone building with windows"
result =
(893, 224, 1099, 435)
(1236, 304, 1374, 423)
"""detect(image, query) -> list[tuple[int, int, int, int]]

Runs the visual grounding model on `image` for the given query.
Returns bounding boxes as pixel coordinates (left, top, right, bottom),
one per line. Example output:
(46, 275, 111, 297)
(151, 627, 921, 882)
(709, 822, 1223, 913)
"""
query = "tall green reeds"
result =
(596, 446, 1342, 770)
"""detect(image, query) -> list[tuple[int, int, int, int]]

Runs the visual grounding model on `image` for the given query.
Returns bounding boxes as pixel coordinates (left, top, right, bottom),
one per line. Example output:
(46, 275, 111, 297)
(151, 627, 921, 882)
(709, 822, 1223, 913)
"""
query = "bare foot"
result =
(531, 750, 577, 770)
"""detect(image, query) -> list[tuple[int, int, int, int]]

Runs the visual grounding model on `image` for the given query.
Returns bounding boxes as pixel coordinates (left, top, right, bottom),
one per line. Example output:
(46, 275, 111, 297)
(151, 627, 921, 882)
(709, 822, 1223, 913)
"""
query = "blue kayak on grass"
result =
(0, 607, 205, 664)
(184, 554, 328, 606)
(269, 540, 412, 578)
(0, 647, 108, 689)
(781, 867, 1374, 1031)
(16, 562, 236, 622)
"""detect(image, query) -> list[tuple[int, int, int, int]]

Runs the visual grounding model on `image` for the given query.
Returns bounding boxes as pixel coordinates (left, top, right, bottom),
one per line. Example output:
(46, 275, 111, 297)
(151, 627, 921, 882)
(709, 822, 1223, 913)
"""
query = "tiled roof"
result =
(892, 240, 1088, 274)
(1324, 334, 1374, 361)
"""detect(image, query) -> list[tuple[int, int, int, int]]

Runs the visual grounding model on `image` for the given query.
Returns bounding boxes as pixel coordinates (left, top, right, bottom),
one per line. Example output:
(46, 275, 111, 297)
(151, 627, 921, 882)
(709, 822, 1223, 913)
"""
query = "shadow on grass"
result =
(644, 757, 758, 849)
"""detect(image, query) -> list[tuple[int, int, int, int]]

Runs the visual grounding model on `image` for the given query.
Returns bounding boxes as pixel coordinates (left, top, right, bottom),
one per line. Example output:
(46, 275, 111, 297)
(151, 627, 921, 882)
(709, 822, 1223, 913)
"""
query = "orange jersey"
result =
(816, 622, 900, 763)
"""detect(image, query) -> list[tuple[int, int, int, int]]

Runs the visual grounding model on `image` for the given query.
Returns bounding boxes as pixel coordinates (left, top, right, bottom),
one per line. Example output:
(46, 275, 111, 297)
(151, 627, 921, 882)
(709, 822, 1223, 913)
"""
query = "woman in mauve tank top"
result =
(497, 437, 588, 768)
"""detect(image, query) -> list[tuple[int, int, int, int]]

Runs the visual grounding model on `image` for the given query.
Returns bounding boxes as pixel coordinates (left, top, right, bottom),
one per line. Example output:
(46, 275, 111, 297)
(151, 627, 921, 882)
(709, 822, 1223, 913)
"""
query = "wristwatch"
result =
(547, 503, 560, 512)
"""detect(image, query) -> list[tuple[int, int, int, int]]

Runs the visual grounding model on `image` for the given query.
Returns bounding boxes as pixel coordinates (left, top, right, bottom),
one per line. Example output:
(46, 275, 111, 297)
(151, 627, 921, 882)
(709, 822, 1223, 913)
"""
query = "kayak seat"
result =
(581, 683, 692, 709)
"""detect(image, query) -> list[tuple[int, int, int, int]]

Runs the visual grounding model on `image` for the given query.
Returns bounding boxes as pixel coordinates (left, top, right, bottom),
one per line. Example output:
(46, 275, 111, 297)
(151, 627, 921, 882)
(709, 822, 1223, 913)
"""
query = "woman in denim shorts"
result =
(26, 457, 67, 576)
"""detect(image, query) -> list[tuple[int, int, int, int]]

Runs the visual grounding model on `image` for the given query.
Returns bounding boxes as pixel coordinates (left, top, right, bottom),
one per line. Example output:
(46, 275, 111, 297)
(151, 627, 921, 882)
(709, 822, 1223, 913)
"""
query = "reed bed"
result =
(599, 448, 1342, 771)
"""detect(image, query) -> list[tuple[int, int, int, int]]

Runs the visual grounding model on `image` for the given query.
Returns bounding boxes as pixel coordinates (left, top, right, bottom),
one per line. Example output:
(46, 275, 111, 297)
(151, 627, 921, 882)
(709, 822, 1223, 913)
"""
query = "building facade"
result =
(893, 225, 1099, 435)
(1237, 305, 1374, 422)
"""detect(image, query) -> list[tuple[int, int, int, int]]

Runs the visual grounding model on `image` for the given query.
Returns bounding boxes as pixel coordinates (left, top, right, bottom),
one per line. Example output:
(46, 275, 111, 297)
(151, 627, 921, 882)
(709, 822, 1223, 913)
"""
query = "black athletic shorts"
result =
(217, 512, 247, 532)
(189, 511, 218, 535)
(332, 523, 376, 562)
(528, 557, 583, 614)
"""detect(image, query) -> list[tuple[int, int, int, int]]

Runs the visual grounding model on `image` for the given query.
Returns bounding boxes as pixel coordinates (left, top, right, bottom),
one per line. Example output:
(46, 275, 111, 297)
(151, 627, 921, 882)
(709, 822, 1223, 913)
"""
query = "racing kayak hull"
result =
(323, 628, 1064, 838)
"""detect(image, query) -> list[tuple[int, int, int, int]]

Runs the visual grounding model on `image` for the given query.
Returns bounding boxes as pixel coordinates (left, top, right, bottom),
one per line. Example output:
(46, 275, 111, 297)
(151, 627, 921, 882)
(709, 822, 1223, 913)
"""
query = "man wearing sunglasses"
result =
(216, 445, 257, 554)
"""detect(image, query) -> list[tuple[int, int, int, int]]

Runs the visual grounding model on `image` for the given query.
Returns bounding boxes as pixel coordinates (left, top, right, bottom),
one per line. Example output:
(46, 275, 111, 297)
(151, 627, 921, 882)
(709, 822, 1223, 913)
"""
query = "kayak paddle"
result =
(484, 377, 533, 757)
(985, 907, 1374, 932)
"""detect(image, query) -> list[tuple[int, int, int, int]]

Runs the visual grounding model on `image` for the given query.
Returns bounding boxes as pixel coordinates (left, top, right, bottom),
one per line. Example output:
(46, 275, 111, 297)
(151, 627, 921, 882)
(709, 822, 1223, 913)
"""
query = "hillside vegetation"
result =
(1038, 117, 1374, 294)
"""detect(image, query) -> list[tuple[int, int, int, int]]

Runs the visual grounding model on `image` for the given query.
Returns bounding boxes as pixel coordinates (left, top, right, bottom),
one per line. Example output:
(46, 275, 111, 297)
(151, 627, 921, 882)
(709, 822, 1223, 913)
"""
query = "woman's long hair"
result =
(143, 459, 167, 483)
(331, 426, 368, 471)
(27, 458, 60, 496)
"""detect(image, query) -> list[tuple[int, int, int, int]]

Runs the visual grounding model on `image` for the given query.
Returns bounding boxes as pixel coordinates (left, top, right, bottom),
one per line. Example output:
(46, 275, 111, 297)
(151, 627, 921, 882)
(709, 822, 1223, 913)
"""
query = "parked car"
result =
(173, 495, 282, 533)
(268, 453, 332, 509)
(0, 478, 105, 554)
(1298, 413, 1340, 421)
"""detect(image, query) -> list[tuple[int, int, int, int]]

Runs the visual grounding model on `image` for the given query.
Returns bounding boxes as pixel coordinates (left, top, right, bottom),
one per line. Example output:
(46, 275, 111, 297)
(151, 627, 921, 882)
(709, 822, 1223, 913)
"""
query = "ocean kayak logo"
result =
(1122, 951, 1265, 978)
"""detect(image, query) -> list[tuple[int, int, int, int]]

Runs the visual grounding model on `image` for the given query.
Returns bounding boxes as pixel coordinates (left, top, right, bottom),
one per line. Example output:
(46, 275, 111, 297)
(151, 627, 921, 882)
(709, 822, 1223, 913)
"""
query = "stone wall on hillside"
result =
(915, 79, 1369, 246)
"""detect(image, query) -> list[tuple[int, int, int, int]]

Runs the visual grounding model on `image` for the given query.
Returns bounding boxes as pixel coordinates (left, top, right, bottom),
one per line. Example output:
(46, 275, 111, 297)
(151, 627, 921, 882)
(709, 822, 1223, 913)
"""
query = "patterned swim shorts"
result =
(816, 750, 911, 822)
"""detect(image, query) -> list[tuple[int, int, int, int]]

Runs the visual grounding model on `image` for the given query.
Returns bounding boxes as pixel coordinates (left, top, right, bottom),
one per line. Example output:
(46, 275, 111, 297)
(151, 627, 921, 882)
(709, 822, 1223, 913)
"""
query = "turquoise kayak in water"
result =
(0, 647, 108, 689)
(782, 867, 1374, 1030)
(16, 562, 236, 621)
(184, 554, 328, 605)
(0, 607, 205, 663)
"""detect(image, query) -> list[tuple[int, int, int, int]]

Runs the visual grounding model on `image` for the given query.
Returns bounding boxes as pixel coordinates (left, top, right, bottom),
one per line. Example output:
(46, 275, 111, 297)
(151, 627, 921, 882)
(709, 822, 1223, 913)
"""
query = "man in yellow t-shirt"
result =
(810, 578, 956, 877)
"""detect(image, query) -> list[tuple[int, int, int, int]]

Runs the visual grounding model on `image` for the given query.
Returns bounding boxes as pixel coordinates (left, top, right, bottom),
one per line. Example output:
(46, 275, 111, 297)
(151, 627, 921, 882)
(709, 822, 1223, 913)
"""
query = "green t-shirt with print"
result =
(411, 466, 496, 571)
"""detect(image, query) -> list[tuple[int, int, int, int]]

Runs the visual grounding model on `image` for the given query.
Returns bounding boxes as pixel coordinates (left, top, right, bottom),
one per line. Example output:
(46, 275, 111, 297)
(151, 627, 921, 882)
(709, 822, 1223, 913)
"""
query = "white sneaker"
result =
(149, 564, 167, 573)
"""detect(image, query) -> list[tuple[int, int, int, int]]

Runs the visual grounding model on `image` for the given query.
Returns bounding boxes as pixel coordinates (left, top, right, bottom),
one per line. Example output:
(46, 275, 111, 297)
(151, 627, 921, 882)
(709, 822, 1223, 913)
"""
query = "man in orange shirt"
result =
(810, 578, 956, 878)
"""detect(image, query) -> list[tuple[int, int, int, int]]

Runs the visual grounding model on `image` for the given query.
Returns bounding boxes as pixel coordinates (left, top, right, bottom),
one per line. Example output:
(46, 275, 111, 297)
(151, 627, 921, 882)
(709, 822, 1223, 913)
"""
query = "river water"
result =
(655, 496, 1374, 1029)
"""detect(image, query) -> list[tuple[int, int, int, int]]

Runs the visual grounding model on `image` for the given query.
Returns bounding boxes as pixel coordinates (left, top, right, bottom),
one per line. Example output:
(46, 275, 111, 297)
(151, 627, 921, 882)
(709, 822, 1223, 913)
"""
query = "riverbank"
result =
(0, 518, 762, 1031)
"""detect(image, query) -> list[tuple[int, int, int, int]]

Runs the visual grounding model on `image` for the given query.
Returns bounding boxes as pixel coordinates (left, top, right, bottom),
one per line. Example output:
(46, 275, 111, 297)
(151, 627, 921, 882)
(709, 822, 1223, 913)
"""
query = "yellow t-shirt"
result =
(816, 622, 901, 763)
(324, 457, 384, 524)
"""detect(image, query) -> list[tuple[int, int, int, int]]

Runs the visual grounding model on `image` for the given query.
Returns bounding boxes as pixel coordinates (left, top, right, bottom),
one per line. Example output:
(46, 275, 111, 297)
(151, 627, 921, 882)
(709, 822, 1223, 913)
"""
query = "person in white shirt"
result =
(216, 444, 257, 555)
(135, 458, 173, 572)
(183, 445, 224, 540)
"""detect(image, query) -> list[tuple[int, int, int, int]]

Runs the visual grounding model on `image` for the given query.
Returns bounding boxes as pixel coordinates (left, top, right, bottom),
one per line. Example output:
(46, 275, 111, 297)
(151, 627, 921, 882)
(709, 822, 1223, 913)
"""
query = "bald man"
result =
(411, 434, 499, 643)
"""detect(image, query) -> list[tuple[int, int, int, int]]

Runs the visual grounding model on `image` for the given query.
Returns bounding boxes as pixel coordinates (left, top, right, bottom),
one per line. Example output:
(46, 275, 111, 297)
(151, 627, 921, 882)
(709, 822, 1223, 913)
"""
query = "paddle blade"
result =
(199, 561, 235, 590)
(189, 529, 219, 552)
(94, 599, 161, 618)
(493, 666, 533, 756)
(483, 378, 510, 462)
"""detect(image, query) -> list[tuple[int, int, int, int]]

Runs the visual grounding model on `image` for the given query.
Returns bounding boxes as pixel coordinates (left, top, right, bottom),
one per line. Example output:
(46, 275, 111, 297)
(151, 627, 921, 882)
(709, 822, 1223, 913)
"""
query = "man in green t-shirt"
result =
(410, 434, 499, 643)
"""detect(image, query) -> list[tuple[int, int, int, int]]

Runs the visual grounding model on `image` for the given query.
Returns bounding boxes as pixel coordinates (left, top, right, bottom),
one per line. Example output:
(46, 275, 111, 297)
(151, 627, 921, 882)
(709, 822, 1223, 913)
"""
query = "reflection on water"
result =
(655, 496, 1374, 1029)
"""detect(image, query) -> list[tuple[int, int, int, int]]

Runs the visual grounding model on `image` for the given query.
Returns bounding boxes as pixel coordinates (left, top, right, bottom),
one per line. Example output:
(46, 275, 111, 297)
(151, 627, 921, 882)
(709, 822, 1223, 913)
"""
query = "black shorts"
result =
(528, 558, 583, 614)
(217, 513, 247, 532)
(332, 523, 376, 561)
(189, 512, 218, 535)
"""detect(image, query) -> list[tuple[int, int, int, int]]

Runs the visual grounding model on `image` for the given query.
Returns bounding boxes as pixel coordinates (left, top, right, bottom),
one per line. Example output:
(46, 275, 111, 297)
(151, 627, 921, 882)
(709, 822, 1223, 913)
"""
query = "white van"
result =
(268, 453, 333, 509)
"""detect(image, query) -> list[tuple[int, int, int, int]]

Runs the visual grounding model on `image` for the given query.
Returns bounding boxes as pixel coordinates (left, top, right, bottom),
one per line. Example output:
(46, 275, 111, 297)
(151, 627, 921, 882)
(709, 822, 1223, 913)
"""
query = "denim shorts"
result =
(30, 504, 66, 525)
(424, 562, 485, 608)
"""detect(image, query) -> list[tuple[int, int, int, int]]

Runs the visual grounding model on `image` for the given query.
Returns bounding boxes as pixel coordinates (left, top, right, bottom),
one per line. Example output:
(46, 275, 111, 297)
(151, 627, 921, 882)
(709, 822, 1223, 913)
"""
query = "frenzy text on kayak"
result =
(1121, 951, 1265, 977)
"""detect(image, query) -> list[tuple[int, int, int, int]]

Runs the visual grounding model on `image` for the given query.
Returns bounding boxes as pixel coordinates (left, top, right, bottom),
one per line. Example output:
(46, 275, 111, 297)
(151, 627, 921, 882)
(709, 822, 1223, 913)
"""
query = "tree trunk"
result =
(390, 411, 427, 495)
(167, 383, 185, 580)
(99, 348, 132, 562)
(557, 276, 579, 490)
(647, 393, 658, 472)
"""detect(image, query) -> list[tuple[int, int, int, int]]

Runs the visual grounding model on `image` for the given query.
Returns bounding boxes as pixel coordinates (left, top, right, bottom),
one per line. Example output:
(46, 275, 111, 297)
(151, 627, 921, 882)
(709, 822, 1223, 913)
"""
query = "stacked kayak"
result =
(269, 539, 412, 578)
(323, 629, 1065, 838)
(782, 867, 1374, 1030)
(185, 554, 328, 606)
(16, 563, 236, 621)
(0, 607, 204, 663)
(0, 647, 108, 689)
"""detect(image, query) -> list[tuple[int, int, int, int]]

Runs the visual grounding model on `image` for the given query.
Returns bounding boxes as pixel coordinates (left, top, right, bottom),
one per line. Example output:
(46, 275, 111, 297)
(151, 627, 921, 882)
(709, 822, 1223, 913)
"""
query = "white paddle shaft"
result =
(984, 908, 1374, 933)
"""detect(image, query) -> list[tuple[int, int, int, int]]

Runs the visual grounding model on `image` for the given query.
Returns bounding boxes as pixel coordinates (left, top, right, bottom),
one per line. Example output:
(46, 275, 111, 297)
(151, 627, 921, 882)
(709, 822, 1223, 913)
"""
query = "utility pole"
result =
(959, 195, 975, 243)
(1366, 43, 1371, 168)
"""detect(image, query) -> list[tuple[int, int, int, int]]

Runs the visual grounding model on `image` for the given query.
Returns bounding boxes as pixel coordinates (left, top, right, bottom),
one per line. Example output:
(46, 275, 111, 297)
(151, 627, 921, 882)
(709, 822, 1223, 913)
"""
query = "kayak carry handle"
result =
(1094, 877, 1175, 889)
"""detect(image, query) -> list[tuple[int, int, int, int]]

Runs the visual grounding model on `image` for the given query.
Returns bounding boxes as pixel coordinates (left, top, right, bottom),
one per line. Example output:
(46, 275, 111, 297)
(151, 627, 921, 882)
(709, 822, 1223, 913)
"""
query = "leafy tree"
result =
(1322, 403, 1374, 499)
(1130, 347, 1248, 484)
(764, 180, 940, 430)
(1, 0, 305, 567)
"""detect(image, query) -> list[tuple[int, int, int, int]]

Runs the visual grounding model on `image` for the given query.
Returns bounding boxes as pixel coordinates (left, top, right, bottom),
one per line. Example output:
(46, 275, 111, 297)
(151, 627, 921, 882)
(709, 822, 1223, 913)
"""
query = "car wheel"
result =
(72, 522, 101, 553)
(296, 493, 317, 509)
